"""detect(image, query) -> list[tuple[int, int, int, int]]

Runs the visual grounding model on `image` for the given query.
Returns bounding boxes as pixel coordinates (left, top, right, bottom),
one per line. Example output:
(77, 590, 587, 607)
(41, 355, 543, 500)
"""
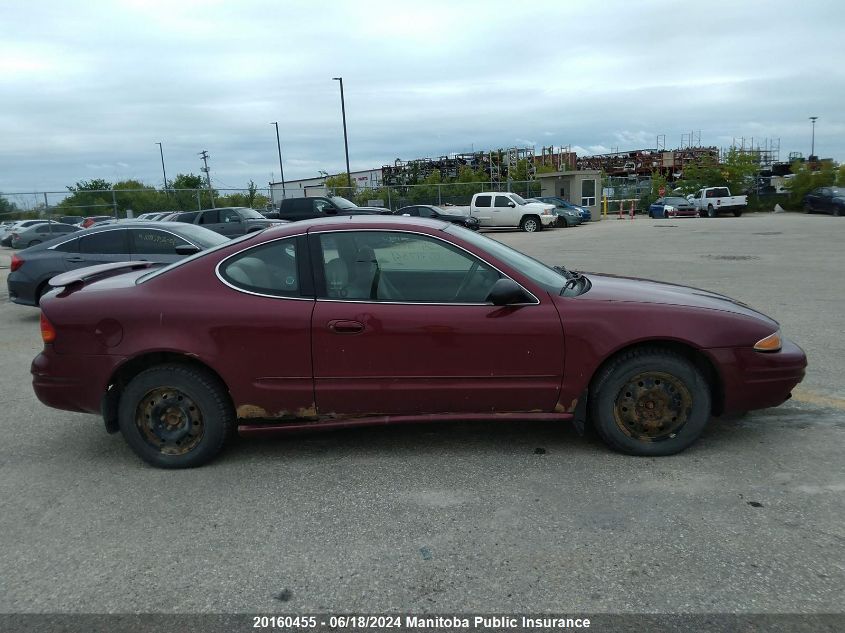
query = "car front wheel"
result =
(520, 216, 540, 232)
(589, 348, 711, 456)
(118, 364, 234, 468)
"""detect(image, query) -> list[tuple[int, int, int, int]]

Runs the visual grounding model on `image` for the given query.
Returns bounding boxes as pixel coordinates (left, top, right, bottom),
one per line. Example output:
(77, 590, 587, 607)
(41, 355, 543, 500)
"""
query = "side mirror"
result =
(323, 207, 338, 215)
(175, 244, 201, 255)
(507, 202, 516, 208)
(487, 278, 528, 306)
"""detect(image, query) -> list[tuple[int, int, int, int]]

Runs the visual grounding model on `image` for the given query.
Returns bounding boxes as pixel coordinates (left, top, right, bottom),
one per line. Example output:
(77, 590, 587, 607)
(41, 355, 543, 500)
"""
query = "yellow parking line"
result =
(791, 387, 845, 410)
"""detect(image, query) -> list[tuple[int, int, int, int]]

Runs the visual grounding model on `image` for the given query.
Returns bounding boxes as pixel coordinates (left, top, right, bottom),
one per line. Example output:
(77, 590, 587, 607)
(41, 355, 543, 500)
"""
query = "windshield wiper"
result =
(553, 265, 573, 279)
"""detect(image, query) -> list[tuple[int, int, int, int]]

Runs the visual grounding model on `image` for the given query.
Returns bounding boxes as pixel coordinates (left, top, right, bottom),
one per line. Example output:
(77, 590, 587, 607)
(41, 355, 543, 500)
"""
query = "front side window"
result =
(220, 209, 242, 223)
(130, 229, 191, 255)
(417, 207, 436, 218)
(318, 231, 501, 303)
(581, 180, 596, 207)
(219, 238, 299, 297)
(79, 230, 129, 254)
(494, 196, 512, 208)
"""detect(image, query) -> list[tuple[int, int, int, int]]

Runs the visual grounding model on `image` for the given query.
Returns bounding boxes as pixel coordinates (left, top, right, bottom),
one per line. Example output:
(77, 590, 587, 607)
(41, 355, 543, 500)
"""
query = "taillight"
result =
(40, 313, 56, 344)
(10, 253, 23, 272)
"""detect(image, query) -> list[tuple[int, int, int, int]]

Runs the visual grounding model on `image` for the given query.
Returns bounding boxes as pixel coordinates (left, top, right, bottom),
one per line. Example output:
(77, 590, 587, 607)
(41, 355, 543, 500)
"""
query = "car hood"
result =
(580, 273, 777, 325)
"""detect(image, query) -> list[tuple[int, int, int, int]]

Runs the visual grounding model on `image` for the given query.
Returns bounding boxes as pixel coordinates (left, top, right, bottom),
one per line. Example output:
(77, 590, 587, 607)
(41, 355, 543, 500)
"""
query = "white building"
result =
(269, 168, 382, 204)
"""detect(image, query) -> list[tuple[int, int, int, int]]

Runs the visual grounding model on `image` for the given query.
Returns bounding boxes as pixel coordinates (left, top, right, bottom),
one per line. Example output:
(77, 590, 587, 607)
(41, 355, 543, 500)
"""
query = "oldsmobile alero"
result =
(31, 216, 807, 468)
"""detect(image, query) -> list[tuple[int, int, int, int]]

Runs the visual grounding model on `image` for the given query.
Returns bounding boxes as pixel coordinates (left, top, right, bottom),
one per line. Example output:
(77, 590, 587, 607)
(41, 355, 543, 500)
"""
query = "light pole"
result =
(809, 116, 818, 159)
(332, 77, 352, 189)
(155, 142, 168, 192)
(270, 122, 286, 199)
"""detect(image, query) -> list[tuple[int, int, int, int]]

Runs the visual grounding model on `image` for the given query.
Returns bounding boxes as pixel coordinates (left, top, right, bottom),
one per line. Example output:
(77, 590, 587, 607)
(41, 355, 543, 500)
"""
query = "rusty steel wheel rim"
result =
(613, 371, 692, 442)
(135, 387, 204, 455)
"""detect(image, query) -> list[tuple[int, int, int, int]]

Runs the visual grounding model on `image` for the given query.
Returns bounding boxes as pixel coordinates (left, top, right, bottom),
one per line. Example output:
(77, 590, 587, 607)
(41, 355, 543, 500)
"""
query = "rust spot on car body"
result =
(236, 403, 319, 420)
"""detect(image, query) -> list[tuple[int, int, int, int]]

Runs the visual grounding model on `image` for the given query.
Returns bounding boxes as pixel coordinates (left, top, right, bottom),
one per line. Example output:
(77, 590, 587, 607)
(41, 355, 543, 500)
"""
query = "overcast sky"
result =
(1, 0, 843, 196)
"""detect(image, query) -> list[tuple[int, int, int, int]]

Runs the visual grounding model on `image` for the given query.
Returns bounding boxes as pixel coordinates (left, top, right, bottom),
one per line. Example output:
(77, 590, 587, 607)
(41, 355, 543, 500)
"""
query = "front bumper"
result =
(705, 337, 807, 415)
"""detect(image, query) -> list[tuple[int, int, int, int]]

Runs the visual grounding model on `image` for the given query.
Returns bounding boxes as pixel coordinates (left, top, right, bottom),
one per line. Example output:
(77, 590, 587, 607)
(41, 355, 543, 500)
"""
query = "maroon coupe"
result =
(32, 216, 806, 468)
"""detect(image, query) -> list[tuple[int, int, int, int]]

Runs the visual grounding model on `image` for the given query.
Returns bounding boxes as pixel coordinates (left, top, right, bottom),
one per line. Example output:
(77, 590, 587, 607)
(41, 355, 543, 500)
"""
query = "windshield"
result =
(665, 197, 689, 205)
(136, 232, 257, 284)
(173, 225, 230, 248)
(329, 196, 357, 209)
(444, 224, 567, 293)
(237, 208, 266, 220)
(510, 194, 529, 205)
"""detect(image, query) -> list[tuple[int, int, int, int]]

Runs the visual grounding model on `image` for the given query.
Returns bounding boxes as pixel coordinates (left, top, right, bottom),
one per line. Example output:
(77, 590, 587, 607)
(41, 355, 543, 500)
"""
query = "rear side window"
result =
(53, 238, 79, 253)
(79, 230, 129, 254)
(175, 212, 198, 223)
(198, 209, 219, 224)
(475, 195, 492, 208)
(130, 229, 191, 255)
(219, 238, 299, 297)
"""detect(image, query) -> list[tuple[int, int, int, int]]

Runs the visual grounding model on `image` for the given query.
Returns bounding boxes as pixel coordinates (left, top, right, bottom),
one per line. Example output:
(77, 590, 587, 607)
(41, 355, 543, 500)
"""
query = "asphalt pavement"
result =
(0, 212, 842, 615)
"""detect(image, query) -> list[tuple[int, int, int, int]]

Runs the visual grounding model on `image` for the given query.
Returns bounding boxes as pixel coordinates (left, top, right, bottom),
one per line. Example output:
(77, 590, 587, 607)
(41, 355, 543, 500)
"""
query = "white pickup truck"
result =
(689, 187, 747, 218)
(467, 192, 556, 232)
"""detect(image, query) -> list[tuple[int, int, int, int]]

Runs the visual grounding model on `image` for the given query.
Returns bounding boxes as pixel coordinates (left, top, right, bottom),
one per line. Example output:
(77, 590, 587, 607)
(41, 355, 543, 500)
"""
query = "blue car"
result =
(535, 196, 591, 221)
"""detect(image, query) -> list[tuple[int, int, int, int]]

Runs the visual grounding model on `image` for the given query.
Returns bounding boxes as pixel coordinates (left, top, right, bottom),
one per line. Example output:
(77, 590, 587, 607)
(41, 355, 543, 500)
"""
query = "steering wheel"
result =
(453, 261, 480, 301)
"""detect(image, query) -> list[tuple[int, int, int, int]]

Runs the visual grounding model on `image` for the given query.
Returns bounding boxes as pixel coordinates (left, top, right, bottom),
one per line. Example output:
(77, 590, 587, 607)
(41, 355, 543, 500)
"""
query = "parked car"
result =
(533, 196, 591, 222)
(277, 196, 387, 222)
(689, 187, 747, 217)
(58, 216, 82, 225)
(10, 222, 79, 248)
(80, 215, 115, 228)
(803, 187, 845, 216)
(135, 212, 170, 221)
(526, 198, 582, 227)
(394, 205, 480, 230)
(32, 216, 805, 468)
(648, 196, 698, 218)
(1, 220, 50, 246)
(468, 192, 556, 232)
(165, 207, 283, 237)
(7, 222, 227, 306)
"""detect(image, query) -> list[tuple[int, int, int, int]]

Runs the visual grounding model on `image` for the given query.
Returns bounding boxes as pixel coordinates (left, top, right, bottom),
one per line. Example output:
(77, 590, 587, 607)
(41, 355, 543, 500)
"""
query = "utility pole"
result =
(271, 122, 286, 199)
(155, 142, 168, 193)
(809, 116, 818, 159)
(332, 77, 352, 189)
(198, 150, 215, 207)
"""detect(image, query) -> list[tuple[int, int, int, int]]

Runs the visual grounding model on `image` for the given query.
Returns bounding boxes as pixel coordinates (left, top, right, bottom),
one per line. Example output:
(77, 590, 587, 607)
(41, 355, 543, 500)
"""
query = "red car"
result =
(32, 217, 806, 468)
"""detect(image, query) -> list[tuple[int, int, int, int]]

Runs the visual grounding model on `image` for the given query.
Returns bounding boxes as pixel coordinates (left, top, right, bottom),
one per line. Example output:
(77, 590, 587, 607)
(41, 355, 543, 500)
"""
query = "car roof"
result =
(262, 214, 451, 236)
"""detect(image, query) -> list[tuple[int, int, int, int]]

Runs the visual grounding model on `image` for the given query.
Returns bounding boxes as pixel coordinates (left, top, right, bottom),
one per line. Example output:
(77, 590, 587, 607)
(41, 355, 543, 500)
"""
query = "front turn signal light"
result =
(754, 330, 782, 352)
(40, 313, 56, 344)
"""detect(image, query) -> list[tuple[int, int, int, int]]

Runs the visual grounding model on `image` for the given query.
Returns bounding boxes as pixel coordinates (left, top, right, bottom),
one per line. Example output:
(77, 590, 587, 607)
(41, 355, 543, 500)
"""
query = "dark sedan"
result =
(803, 187, 845, 216)
(32, 216, 805, 468)
(648, 196, 697, 218)
(7, 222, 227, 306)
(395, 205, 480, 230)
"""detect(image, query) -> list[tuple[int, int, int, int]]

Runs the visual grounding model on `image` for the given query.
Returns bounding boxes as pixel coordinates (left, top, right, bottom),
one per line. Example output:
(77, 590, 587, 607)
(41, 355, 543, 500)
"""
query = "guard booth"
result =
(535, 169, 602, 220)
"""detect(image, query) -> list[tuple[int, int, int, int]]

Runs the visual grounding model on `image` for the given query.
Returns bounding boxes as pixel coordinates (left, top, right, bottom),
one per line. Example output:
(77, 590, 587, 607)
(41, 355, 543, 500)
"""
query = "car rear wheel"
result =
(520, 216, 540, 232)
(118, 364, 234, 468)
(707, 204, 716, 218)
(589, 348, 711, 456)
(733, 209, 743, 217)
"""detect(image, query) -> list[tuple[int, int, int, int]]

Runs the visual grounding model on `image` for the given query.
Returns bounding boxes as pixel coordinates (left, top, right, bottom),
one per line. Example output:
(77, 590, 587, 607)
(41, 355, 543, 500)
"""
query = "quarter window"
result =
(318, 231, 501, 303)
(219, 238, 299, 297)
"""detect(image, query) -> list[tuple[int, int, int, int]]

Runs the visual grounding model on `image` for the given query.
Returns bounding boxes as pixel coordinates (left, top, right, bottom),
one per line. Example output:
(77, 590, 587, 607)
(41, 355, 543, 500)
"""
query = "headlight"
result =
(664, 205, 675, 212)
(754, 329, 782, 352)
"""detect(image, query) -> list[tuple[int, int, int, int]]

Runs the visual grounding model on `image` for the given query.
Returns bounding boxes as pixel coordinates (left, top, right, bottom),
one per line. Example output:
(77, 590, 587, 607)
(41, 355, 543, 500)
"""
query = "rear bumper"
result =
(6, 276, 37, 306)
(31, 348, 122, 414)
(705, 338, 807, 414)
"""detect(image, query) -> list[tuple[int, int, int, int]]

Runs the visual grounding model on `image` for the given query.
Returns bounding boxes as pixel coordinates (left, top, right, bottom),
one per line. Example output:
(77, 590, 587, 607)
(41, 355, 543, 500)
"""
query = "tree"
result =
(785, 160, 836, 208)
(58, 179, 114, 216)
(721, 148, 760, 194)
(325, 173, 355, 199)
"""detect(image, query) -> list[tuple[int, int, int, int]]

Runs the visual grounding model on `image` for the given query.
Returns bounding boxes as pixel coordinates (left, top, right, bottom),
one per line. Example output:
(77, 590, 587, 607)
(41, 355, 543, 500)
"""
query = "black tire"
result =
(520, 215, 541, 232)
(707, 204, 716, 218)
(834, 206, 843, 217)
(589, 348, 711, 456)
(733, 209, 743, 217)
(118, 364, 234, 468)
(803, 202, 812, 214)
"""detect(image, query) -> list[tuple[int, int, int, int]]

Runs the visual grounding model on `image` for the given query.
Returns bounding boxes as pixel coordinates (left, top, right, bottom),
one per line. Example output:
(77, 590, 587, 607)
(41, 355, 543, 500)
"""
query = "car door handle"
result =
(65, 256, 85, 262)
(327, 319, 365, 334)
